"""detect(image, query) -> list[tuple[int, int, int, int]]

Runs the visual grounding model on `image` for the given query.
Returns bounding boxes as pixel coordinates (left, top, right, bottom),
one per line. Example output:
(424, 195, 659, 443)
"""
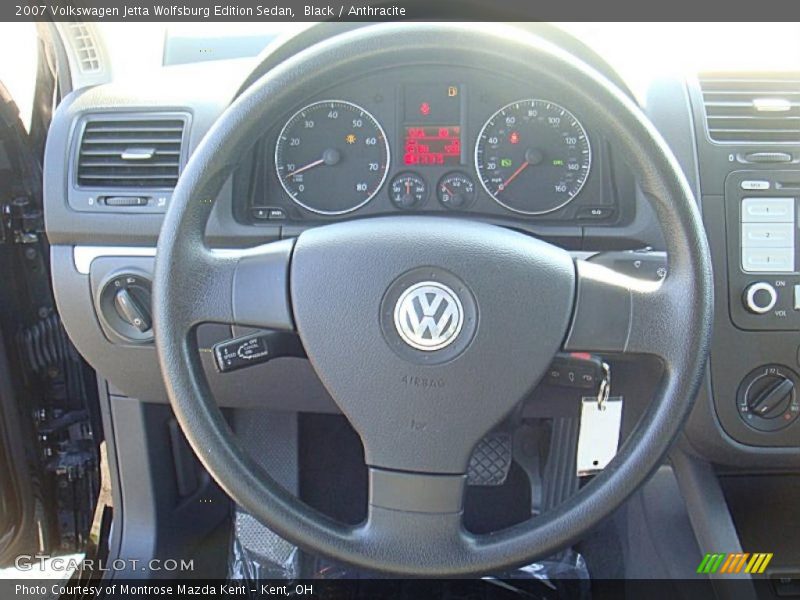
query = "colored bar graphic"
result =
(697, 553, 773, 574)
(745, 553, 773, 574)
(697, 554, 725, 574)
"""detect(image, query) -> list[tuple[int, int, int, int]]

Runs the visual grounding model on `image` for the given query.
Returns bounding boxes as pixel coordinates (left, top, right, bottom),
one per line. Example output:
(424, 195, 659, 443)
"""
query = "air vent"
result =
(699, 73, 800, 144)
(76, 116, 187, 189)
(65, 23, 102, 73)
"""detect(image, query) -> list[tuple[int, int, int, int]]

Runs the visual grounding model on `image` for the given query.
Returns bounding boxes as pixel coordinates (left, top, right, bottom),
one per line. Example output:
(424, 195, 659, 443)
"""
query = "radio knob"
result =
(744, 282, 777, 314)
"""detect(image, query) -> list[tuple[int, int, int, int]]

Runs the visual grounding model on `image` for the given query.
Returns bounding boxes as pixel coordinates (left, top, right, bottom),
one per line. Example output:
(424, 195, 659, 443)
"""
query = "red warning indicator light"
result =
(419, 102, 431, 116)
(509, 131, 520, 144)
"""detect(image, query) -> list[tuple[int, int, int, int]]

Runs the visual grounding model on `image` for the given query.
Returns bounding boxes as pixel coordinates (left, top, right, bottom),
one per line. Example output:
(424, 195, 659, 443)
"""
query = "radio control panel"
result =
(726, 171, 800, 331)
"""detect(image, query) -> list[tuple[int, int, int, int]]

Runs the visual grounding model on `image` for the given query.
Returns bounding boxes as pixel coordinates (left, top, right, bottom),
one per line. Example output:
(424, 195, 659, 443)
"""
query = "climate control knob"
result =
(745, 374, 793, 418)
(743, 282, 777, 314)
(737, 365, 800, 432)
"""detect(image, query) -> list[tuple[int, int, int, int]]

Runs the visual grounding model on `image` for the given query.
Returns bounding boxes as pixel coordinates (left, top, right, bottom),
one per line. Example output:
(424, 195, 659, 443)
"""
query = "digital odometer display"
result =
(475, 99, 591, 215)
(402, 83, 464, 167)
(403, 126, 461, 166)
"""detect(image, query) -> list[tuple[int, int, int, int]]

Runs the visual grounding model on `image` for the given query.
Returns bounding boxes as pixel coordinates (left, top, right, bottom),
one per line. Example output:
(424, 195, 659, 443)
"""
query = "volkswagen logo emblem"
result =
(393, 281, 464, 351)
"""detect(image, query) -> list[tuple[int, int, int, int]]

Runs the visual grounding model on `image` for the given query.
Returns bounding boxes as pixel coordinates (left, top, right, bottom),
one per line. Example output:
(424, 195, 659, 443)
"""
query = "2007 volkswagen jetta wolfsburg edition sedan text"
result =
(0, 17, 797, 599)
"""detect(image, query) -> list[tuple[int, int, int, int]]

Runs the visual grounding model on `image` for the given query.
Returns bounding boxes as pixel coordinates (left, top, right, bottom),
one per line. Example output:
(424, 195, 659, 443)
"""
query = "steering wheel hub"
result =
(291, 217, 575, 474)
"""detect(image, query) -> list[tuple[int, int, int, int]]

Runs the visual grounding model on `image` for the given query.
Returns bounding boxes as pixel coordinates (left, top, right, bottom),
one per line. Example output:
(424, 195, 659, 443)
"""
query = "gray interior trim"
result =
(74, 246, 157, 274)
(670, 448, 757, 599)
(74, 245, 280, 275)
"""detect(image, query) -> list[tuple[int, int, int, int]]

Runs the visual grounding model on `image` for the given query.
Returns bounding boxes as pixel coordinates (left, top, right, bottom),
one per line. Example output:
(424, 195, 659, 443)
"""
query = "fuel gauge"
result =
(438, 172, 476, 210)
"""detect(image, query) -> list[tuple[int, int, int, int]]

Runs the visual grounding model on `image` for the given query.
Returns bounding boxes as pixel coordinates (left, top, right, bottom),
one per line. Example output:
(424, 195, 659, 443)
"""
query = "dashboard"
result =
(236, 65, 632, 229)
(41, 22, 800, 475)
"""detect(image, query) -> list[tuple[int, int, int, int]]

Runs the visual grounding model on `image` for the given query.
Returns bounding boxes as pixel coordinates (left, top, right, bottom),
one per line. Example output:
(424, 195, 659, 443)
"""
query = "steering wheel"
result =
(153, 23, 712, 576)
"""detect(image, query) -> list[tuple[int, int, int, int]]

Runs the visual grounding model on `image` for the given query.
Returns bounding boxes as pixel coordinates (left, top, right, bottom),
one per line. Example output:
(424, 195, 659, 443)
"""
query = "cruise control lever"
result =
(213, 331, 305, 373)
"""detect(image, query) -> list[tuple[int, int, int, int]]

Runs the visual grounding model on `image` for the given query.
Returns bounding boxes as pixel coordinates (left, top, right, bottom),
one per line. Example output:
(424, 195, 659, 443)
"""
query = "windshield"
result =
(97, 22, 800, 99)
(2, 22, 799, 129)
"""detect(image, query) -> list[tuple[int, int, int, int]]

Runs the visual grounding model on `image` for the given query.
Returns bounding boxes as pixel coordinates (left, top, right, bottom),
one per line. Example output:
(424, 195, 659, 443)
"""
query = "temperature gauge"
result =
(438, 172, 476, 210)
(389, 172, 428, 209)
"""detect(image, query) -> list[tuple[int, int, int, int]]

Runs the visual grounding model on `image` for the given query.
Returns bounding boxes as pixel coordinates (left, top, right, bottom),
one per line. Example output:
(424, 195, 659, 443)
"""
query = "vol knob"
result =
(744, 282, 777, 314)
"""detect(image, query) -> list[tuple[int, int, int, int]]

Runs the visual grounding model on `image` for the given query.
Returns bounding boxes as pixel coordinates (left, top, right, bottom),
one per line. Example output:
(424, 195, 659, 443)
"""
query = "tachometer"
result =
(275, 100, 390, 215)
(474, 99, 591, 215)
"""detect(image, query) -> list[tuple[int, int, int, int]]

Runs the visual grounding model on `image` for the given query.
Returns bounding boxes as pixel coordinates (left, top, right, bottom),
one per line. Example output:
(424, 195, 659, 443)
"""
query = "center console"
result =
(691, 74, 800, 453)
(720, 171, 800, 445)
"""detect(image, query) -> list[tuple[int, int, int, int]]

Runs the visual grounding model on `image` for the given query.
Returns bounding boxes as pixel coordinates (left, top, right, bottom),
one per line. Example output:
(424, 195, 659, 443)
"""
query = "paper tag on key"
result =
(576, 396, 623, 476)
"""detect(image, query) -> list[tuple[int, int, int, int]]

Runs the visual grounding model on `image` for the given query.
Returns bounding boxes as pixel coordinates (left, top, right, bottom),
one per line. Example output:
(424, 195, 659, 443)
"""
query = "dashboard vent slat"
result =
(699, 73, 800, 144)
(76, 116, 187, 189)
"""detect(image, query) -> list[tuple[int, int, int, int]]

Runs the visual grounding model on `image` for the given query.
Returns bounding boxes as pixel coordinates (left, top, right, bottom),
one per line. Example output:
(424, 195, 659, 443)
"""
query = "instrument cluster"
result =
(241, 65, 630, 226)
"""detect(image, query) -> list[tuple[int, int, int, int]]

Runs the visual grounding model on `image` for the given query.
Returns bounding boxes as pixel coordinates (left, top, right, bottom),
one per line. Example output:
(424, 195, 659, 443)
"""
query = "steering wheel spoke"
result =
(176, 240, 296, 331)
(368, 468, 466, 515)
(564, 259, 678, 359)
(356, 468, 471, 557)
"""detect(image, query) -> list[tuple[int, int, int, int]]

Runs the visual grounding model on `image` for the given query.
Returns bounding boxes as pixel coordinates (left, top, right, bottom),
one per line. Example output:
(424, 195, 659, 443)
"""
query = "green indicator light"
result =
(500, 158, 513, 168)
(552, 159, 564, 166)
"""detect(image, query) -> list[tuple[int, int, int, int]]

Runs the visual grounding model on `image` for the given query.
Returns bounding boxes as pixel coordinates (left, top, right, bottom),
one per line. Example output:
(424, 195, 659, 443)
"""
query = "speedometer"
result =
(474, 99, 591, 215)
(275, 100, 390, 215)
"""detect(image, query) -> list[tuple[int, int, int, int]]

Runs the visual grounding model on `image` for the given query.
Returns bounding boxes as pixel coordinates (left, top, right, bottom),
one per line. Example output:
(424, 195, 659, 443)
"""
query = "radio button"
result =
(741, 180, 771, 191)
(741, 222, 795, 247)
(742, 248, 795, 273)
(741, 197, 795, 223)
